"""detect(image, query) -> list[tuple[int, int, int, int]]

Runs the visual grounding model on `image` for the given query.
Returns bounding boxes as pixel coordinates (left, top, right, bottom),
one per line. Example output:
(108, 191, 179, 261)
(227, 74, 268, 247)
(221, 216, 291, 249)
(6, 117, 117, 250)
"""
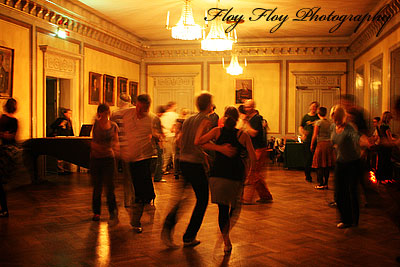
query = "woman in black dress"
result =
(196, 106, 256, 254)
(0, 98, 18, 217)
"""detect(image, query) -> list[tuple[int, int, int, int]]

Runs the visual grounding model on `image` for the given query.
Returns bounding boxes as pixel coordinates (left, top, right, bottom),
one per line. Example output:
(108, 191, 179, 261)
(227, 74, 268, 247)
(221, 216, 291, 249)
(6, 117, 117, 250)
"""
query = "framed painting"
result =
(235, 78, 253, 104)
(0, 46, 14, 98)
(103, 75, 115, 106)
(89, 72, 101, 105)
(117, 77, 128, 106)
(129, 81, 138, 105)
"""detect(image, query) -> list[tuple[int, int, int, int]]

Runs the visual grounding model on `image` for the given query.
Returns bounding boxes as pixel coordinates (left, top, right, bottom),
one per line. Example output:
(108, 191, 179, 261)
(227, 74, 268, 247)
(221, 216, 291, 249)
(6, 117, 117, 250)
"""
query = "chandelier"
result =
(201, 1, 236, 51)
(223, 53, 247, 76)
(166, 0, 202, 40)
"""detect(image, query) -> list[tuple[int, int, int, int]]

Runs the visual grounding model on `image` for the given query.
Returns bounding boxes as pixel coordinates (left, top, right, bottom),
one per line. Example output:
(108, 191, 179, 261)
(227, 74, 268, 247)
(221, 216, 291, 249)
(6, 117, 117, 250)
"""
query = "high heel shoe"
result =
(0, 210, 9, 218)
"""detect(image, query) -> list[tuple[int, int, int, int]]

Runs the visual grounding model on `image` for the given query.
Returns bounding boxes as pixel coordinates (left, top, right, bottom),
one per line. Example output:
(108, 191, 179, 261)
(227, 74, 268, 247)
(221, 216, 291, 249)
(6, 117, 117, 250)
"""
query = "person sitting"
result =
(50, 108, 75, 174)
(49, 108, 74, 137)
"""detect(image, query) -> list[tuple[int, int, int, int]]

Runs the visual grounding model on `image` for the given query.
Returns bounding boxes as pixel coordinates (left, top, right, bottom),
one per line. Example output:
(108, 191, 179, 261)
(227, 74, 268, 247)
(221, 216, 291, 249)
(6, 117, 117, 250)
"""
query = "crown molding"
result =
(144, 45, 352, 59)
(0, 0, 144, 57)
(349, 0, 400, 57)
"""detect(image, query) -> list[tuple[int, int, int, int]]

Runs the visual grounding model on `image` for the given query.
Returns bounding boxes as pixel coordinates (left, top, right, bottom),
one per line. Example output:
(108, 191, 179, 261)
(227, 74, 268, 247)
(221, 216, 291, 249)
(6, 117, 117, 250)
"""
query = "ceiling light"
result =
(166, 0, 202, 40)
(201, 1, 236, 51)
(223, 53, 247, 76)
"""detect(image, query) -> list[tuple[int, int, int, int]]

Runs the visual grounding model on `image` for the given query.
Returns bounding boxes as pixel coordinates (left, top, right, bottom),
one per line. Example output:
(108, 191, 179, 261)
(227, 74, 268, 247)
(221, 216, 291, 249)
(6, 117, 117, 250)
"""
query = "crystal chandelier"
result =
(201, 1, 236, 51)
(166, 0, 202, 40)
(223, 53, 247, 76)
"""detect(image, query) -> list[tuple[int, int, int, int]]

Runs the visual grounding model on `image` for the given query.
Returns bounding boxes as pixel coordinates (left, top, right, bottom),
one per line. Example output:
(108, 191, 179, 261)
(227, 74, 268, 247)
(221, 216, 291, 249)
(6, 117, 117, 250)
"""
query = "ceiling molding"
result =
(0, 0, 144, 57)
(144, 45, 352, 59)
(349, 0, 400, 56)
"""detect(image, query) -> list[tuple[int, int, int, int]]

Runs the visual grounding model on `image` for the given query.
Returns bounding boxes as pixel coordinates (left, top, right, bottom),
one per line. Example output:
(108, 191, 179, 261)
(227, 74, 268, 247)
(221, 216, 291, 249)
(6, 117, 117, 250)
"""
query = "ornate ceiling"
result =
(77, 0, 383, 46)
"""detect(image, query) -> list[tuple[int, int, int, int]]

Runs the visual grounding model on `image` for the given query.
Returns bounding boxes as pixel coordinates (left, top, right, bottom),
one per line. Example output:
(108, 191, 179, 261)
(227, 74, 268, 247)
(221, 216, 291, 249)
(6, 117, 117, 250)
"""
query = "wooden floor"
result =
(0, 165, 399, 266)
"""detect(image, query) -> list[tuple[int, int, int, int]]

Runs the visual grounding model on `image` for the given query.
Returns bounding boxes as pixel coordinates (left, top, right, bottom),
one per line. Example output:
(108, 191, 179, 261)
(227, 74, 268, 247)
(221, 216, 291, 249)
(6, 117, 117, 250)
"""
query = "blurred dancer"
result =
(161, 92, 235, 247)
(331, 105, 369, 228)
(90, 104, 119, 224)
(161, 101, 178, 175)
(153, 105, 166, 182)
(0, 98, 18, 217)
(111, 94, 135, 207)
(242, 100, 273, 204)
(122, 94, 155, 233)
(196, 106, 256, 254)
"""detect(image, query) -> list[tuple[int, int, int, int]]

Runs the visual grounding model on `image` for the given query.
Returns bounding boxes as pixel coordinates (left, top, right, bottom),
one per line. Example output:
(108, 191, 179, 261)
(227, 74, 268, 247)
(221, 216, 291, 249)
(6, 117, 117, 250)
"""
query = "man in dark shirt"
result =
(50, 109, 74, 174)
(242, 100, 272, 203)
(208, 104, 219, 129)
(299, 101, 320, 182)
(50, 109, 74, 137)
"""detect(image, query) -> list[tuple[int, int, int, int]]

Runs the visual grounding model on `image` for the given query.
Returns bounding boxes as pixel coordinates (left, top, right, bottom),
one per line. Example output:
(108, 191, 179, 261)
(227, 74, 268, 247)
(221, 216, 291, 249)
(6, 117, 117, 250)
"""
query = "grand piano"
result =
(23, 137, 91, 181)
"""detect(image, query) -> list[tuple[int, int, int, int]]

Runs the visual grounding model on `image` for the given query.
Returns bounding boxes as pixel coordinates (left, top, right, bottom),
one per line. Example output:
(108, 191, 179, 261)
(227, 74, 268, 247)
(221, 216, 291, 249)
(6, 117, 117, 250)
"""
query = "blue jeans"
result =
(154, 145, 163, 181)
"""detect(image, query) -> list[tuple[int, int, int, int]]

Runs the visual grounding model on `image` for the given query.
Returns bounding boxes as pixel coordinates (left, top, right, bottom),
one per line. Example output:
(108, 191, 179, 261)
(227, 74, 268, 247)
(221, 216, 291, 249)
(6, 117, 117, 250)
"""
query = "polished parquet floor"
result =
(0, 165, 399, 266)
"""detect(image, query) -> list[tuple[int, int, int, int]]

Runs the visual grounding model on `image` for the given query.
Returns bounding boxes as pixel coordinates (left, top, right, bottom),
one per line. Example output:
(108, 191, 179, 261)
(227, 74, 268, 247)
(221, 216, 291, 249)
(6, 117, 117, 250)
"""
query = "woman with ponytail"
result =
(196, 106, 256, 255)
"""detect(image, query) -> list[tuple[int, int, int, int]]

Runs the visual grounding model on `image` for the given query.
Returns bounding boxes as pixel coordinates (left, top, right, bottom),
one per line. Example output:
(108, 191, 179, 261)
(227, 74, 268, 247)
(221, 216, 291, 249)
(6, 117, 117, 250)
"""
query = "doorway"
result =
(46, 77, 73, 136)
(152, 75, 196, 114)
(45, 76, 73, 173)
(296, 87, 340, 135)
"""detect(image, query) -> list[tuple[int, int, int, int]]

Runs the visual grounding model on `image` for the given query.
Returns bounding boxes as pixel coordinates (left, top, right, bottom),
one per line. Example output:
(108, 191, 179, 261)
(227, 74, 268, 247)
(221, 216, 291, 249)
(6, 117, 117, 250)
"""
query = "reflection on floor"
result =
(0, 165, 399, 266)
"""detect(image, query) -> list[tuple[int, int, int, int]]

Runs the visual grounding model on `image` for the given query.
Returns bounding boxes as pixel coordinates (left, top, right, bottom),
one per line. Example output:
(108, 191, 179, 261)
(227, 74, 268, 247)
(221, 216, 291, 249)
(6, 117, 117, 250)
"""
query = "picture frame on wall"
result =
(117, 77, 128, 106)
(235, 78, 253, 104)
(129, 81, 138, 105)
(0, 46, 14, 98)
(103, 75, 115, 106)
(89, 72, 101, 105)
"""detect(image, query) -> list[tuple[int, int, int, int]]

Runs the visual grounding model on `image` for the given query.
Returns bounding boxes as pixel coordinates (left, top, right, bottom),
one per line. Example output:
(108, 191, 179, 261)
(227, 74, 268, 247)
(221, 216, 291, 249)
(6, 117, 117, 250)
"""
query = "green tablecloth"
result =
(284, 142, 305, 169)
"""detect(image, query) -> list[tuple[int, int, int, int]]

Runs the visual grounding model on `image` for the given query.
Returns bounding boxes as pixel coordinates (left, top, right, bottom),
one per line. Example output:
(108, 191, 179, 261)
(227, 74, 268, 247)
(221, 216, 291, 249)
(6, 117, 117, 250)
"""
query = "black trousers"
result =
(304, 142, 314, 179)
(0, 183, 7, 212)
(335, 159, 361, 225)
(129, 159, 155, 203)
(91, 157, 117, 215)
(164, 161, 209, 242)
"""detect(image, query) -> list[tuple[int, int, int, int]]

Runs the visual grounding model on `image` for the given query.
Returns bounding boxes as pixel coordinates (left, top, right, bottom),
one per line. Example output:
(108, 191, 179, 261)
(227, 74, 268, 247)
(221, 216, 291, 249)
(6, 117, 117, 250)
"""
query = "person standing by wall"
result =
(299, 101, 320, 183)
(122, 94, 155, 233)
(0, 98, 18, 217)
(160, 101, 179, 175)
(90, 104, 119, 225)
(111, 94, 135, 207)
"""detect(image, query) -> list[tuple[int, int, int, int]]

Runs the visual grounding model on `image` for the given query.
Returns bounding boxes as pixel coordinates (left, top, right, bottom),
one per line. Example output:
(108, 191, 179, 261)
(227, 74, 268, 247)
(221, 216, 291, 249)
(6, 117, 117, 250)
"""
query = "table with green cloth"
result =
(284, 142, 305, 169)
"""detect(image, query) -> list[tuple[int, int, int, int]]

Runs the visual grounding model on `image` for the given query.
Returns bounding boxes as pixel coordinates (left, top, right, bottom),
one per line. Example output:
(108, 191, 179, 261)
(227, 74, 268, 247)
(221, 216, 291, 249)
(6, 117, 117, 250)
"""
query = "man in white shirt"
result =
(160, 101, 179, 174)
(121, 94, 155, 233)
